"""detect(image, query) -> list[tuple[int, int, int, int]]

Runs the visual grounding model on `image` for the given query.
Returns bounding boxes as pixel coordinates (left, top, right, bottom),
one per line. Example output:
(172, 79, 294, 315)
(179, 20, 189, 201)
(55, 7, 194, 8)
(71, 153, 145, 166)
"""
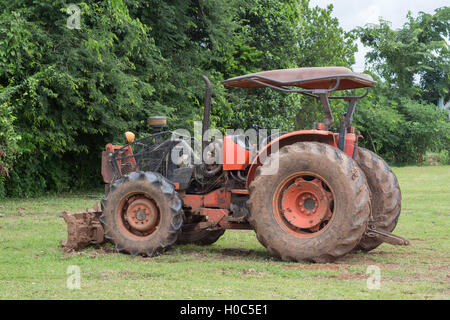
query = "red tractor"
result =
(63, 67, 408, 262)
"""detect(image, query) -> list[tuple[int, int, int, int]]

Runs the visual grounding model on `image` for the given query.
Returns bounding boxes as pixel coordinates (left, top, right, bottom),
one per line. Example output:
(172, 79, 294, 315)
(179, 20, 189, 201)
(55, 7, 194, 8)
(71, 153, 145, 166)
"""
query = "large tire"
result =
(100, 171, 183, 256)
(247, 142, 371, 263)
(354, 147, 402, 251)
(177, 228, 225, 245)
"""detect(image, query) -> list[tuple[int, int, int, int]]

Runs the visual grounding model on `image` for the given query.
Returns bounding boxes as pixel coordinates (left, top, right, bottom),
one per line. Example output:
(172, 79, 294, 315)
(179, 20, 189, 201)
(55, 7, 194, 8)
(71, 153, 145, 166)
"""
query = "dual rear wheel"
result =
(248, 142, 401, 262)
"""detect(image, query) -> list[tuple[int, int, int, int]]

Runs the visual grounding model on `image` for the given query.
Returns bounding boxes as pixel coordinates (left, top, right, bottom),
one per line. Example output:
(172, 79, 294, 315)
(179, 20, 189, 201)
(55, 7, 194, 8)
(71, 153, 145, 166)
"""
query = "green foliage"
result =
(354, 92, 450, 163)
(353, 8, 450, 163)
(0, 0, 167, 196)
(0, 0, 448, 197)
(439, 149, 450, 165)
(0, 0, 358, 196)
(355, 7, 449, 103)
(0, 101, 21, 197)
(220, 0, 357, 132)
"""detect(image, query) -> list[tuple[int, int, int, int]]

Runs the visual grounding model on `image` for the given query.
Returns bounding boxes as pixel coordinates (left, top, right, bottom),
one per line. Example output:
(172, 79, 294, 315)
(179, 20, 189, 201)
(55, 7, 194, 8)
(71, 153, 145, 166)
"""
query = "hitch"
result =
(365, 227, 410, 246)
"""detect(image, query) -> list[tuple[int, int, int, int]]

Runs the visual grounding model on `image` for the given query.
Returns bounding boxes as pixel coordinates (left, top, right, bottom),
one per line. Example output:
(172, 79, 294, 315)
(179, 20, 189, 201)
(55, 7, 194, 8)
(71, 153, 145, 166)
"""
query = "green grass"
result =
(0, 166, 449, 299)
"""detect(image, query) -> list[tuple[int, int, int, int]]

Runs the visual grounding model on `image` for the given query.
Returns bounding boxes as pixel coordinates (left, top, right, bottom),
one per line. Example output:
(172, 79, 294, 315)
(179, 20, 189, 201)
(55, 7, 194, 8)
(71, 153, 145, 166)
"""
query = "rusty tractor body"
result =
(63, 67, 408, 262)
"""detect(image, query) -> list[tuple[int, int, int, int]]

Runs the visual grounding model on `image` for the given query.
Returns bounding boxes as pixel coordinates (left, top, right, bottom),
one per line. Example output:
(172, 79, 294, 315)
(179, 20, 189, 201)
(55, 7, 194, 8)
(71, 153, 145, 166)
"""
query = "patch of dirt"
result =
(241, 268, 266, 277)
(220, 248, 254, 256)
(440, 290, 450, 297)
(136, 256, 181, 263)
(62, 244, 115, 259)
(1, 213, 60, 220)
(408, 238, 425, 242)
(100, 270, 160, 279)
(281, 263, 368, 280)
(427, 264, 450, 272)
(335, 272, 366, 280)
(281, 263, 352, 271)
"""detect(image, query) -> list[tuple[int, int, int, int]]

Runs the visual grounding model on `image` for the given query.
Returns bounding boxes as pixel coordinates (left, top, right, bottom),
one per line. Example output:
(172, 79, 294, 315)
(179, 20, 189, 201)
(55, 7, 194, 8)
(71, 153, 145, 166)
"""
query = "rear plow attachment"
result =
(61, 203, 104, 251)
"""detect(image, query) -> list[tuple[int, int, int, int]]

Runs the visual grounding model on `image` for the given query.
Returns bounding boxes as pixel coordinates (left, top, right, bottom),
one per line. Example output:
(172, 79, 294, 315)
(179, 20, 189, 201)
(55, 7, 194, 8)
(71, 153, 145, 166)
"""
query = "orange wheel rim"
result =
(273, 172, 335, 238)
(116, 193, 161, 239)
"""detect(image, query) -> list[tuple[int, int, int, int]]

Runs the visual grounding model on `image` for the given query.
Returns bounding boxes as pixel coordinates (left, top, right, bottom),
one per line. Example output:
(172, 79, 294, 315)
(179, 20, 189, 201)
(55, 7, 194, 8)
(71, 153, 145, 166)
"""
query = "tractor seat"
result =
(222, 67, 376, 91)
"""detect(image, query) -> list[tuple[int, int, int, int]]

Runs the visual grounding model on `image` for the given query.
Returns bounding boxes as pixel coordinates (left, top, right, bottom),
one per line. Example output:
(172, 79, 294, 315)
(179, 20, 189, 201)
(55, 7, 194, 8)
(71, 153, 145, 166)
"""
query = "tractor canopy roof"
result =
(222, 67, 376, 91)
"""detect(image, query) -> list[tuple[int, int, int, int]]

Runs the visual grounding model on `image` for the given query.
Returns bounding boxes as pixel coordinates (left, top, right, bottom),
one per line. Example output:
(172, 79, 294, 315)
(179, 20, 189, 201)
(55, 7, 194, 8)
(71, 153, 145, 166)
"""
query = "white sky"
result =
(308, 0, 449, 72)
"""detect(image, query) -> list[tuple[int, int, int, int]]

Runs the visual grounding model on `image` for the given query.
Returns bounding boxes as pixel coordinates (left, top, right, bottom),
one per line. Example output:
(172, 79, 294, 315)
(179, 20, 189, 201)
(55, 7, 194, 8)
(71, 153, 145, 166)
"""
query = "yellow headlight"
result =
(125, 131, 135, 143)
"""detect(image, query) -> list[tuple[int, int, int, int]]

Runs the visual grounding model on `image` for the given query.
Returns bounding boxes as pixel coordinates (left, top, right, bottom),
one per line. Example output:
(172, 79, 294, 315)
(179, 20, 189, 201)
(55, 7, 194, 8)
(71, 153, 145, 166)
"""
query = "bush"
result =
(439, 149, 450, 165)
(397, 98, 450, 163)
(354, 93, 450, 164)
(0, 102, 21, 198)
(0, 2, 166, 196)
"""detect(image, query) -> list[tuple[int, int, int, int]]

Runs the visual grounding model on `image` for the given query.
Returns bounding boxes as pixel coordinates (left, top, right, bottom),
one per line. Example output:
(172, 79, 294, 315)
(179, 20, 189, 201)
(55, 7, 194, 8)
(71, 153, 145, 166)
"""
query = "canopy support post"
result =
(318, 93, 334, 130)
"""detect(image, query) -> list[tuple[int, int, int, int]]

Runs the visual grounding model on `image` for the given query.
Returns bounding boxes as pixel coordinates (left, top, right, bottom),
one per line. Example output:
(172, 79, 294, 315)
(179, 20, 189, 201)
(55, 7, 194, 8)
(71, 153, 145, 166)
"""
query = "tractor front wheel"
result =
(247, 142, 371, 263)
(100, 171, 183, 256)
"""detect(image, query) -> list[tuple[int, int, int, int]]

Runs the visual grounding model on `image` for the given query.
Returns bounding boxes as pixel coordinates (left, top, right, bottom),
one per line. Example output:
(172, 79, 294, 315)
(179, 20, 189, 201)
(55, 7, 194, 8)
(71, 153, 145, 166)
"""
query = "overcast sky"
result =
(308, 0, 449, 72)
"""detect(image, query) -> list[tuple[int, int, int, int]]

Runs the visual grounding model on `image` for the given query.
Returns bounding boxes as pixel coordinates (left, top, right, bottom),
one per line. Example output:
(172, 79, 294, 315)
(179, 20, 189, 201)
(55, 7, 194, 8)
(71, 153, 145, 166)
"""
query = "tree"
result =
(355, 7, 450, 104)
(0, 0, 358, 196)
(219, 0, 358, 131)
(0, 0, 166, 195)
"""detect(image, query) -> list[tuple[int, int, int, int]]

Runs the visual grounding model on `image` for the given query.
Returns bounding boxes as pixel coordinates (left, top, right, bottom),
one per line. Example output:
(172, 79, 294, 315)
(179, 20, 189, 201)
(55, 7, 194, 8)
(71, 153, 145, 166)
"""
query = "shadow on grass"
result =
(66, 238, 405, 265)
(69, 241, 274, 262)
(170, 244, 274, 262)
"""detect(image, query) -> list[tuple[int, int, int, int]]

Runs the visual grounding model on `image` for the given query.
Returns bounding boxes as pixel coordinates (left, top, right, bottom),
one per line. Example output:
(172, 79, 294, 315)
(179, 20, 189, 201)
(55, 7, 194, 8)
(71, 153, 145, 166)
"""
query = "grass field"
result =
(0, 166, 449, 300)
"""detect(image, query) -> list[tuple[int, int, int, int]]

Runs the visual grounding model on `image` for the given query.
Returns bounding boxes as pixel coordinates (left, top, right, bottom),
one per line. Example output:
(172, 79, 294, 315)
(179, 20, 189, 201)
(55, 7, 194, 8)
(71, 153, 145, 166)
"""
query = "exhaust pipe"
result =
(202, 76, 212, 152)
(199, 76, 222, 177)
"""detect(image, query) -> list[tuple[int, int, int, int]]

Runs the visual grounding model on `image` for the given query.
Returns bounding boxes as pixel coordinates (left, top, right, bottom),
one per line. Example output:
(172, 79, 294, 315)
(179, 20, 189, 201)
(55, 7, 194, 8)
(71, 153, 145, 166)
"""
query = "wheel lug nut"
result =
(301, 208, 305, 212)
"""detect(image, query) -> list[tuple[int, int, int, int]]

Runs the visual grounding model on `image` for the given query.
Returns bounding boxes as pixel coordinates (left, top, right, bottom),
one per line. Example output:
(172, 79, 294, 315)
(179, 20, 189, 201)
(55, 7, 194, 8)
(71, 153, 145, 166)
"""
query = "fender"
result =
(102, 144, 135, 183)
(246, 130, 338, 188)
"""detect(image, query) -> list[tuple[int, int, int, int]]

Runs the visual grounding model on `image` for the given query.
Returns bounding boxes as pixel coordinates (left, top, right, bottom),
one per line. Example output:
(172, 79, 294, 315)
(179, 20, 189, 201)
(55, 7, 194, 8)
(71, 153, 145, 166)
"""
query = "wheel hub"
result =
(125, 198, 159, 232)
(279, 176, 333, 230)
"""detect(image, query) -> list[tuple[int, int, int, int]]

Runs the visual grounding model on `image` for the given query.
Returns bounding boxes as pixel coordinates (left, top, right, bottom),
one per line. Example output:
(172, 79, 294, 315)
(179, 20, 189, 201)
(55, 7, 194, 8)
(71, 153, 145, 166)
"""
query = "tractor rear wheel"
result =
(177, 228, 225, 245)
(100, 171, 183, 256)
(247, 142, 371, 262)
(354, 147, 402, 251)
